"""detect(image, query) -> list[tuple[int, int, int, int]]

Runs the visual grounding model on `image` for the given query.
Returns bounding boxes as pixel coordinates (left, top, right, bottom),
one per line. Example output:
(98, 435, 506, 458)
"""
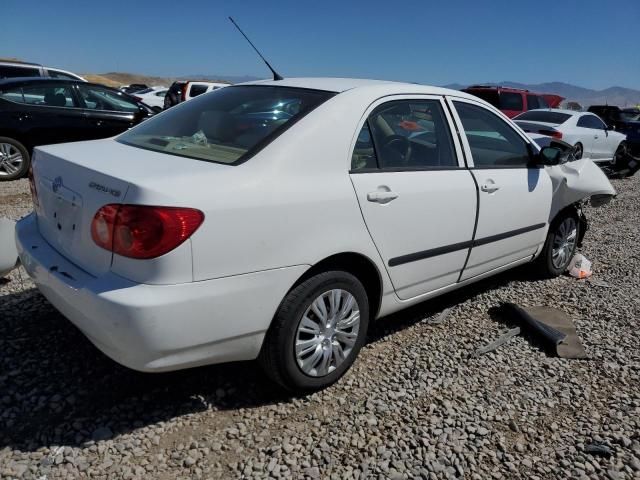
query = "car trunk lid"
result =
(32, 146, 130, 277)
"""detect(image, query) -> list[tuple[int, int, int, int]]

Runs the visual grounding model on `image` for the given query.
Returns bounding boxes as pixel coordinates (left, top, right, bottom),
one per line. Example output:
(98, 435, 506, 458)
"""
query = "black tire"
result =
(535, 210, 580, 278)
(0, 137, 30, 181)
(613, 141, 628, 172)
(573, 142, 583, 160)
(259, 271, 370, 392)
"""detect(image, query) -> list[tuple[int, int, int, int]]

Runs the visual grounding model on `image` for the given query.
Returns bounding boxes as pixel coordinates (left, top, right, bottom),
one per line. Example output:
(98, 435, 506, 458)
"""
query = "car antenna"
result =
(228, 16, 283, 81)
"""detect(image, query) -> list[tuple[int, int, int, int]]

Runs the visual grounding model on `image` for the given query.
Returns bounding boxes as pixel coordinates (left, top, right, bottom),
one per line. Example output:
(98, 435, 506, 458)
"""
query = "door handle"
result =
(367, 190, 399, 204)
(480, 183, 500, 193)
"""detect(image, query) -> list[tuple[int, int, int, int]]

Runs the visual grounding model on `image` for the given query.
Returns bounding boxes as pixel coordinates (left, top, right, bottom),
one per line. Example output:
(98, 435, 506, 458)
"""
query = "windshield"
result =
(514, 111, 572, 124)
(118, 86, 334, 165)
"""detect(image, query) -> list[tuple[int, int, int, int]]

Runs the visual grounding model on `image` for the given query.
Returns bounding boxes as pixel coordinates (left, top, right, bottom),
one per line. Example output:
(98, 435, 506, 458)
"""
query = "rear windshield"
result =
(118, 86, 334, 165)
(514, 111, 572, 124)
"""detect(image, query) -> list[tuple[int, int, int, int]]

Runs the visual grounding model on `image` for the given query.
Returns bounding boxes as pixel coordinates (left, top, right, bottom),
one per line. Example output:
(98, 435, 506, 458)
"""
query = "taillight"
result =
(539, 129, 562, 139)
(28, 165, 39, 207)
(91, 205, 204, 259)
(181, 83, 188, 101)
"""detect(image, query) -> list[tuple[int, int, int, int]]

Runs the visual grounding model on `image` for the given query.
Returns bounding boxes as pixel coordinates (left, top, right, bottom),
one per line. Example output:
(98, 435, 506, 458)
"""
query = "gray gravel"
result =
(1, 175, 640, 479)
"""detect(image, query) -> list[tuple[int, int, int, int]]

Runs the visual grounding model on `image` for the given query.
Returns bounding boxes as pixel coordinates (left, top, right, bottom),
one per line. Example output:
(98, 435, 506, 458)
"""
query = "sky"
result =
(2, 0, 639, 90)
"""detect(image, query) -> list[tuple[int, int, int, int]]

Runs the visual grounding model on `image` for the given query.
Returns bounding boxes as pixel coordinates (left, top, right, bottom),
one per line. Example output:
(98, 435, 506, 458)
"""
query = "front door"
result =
(76, 84, 141, 139)
(448, 98, 552, 281)
(349, 97, 477, 300)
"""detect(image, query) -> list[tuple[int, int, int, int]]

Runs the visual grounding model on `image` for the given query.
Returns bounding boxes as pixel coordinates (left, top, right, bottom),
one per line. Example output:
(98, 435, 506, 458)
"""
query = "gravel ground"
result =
(1, 175, 639, 480)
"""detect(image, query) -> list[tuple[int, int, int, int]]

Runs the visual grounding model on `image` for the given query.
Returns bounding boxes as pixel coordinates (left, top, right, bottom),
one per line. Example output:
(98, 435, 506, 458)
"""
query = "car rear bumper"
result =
(16, 213, 307, 372)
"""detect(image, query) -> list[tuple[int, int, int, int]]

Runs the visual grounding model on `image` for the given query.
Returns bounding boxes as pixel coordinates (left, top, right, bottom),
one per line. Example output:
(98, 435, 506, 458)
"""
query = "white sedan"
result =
(15, 78, 614, 391)
(132, 86, 168, 109)
(514, 109, 627, 165)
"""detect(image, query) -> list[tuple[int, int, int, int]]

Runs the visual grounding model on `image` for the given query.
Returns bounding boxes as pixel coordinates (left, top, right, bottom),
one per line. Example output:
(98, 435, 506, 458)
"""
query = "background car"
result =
(119, 83, 149, 94)
(588, 105, 640, 157)
(163, 80, 229, 109)
(0, 77, 155, 180)
(0, 60, 86, 81)
(462, 85, 564, 118)
(514, 109, 627, 167)
(131, 86, 168, 110)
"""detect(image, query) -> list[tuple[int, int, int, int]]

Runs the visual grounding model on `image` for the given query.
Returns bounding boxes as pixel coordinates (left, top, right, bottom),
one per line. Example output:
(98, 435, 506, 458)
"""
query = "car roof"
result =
(238, 77, 480, 99)
(0, 60, 41, 67)
(522, 108, 585, 116)
(0, 77, 87, 86)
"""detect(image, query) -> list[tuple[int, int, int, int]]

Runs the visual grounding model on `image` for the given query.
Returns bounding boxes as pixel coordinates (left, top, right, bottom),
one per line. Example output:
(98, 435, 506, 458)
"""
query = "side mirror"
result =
(537, 146, 564, 166)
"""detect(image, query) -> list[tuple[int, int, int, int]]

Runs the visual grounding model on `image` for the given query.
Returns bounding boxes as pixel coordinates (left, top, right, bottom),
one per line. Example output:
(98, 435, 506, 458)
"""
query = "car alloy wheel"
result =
(573, 143, 583, 160)
(551, 216, 577, 270)
(0, 142, 23, 177)
(294, 289, 360, 377)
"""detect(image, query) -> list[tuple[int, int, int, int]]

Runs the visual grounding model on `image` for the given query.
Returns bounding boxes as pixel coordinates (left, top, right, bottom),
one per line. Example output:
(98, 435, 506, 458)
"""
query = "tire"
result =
(0, 137, 30, 181)
(573, 142, 583, 160)
(613, 141, 628, 172)
(259, 270, 370, 392)
(536, 211, 580, 278)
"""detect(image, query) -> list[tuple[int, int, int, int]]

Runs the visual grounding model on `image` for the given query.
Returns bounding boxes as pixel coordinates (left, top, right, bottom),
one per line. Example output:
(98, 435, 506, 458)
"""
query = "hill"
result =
(81, 72, 255, 88)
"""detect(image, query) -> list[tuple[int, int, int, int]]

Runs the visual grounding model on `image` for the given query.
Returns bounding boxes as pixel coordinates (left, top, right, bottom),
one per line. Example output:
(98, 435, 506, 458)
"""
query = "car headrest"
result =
(198, 111, 236, 143)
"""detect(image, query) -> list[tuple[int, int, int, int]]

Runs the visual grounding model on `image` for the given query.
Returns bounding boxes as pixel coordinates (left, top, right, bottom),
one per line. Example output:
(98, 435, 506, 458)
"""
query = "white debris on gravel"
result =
(1, 175, 639, 480)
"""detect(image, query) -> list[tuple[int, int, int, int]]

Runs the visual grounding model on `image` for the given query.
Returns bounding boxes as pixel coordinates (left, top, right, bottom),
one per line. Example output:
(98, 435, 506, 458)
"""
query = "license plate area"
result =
(37, 177, 83, 253)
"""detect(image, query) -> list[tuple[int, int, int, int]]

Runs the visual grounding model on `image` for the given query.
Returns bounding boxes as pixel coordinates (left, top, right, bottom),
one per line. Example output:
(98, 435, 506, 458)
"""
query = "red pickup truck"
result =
(462, 85, 564, 118)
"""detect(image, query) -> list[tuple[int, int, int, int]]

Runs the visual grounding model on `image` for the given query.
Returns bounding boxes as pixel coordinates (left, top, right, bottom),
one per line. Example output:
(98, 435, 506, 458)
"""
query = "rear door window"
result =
(366, 99, 458, 169)
(499, 92, 523, 111)
(526, 95, 539, 110)
(118, 85, 334, 165)
(0, 83, 78, 107)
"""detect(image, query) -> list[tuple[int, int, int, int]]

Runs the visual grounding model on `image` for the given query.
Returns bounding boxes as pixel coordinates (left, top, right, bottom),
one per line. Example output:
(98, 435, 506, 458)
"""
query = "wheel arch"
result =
(290, 252, 383, 319)
(550, 202, 586, 248)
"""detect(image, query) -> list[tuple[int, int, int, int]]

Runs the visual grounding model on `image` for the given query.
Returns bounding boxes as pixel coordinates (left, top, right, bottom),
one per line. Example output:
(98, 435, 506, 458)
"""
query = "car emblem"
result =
(52, 176, 63, 193)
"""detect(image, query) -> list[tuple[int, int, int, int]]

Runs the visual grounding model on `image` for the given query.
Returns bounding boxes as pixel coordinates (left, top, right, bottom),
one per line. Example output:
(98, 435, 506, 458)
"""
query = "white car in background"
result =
(132, 86, 168, 109)
(514, 109, 627, 166)
(16, 79, 615, 392)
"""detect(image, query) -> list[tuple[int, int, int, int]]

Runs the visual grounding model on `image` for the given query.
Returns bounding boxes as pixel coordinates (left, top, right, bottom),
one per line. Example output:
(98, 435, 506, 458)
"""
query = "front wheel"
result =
(259, 271, 369, 392)
(613, 141, 628, 171)
(536, 212, 580, 277)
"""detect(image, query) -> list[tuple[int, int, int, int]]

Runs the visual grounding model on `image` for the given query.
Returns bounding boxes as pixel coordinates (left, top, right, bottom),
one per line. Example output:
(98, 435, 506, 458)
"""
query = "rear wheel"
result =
(573, 142, 583, 160)
(0, 137, 30, 181)
(536, 212, 579, 277)
(259, 271, 369, 392)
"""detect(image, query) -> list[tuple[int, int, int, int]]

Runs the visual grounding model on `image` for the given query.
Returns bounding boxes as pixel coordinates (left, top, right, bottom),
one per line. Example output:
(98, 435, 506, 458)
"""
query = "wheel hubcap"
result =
(0, 143, 23, 177)
(551, 217, 577, 270)
(295, 289, 360, 377)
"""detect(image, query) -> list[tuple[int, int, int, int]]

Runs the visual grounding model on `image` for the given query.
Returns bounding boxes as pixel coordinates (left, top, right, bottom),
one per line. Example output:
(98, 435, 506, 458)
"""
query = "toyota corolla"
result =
(16, 78, 615, 391)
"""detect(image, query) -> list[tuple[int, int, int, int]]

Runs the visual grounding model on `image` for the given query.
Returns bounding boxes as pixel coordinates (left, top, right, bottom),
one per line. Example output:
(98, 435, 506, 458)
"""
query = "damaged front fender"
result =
(546, 158, 616, 221)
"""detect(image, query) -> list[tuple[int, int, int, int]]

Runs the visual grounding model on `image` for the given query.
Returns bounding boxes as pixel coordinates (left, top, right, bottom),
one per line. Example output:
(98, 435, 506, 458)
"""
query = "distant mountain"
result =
(441, 81, 640, 108)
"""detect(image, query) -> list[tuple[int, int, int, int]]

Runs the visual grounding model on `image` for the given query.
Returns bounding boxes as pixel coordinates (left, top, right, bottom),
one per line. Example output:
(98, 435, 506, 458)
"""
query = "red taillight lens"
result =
(180, 83, 188, 101)
(28, 165, 39, 207)
(539, 129, 563, 139)
(91, 205, 204, 259)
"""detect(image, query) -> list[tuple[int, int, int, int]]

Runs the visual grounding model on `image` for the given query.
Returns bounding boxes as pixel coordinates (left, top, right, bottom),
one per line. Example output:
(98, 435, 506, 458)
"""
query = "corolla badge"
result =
(52, 176, 63, 193)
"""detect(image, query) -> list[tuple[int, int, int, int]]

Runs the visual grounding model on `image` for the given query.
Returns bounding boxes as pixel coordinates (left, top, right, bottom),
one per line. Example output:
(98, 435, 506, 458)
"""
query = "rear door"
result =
(76, 84, 142, 139)
(448, 97, 552, 281)
(350, 96, 477, 300)
(1, 81, 86, 146)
